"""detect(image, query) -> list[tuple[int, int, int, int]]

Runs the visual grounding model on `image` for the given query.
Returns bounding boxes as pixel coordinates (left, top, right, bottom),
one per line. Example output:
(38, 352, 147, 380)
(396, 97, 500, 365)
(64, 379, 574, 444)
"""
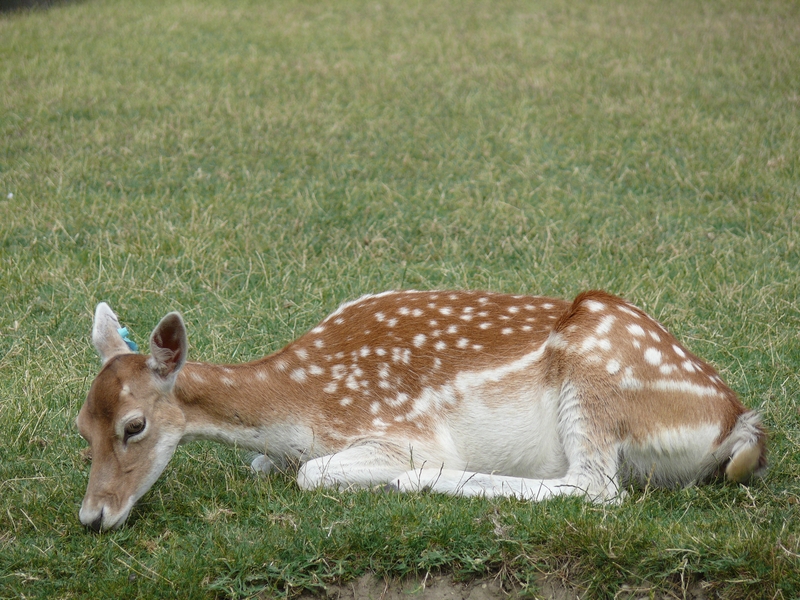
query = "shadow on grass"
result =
(0, 0, 83, 14)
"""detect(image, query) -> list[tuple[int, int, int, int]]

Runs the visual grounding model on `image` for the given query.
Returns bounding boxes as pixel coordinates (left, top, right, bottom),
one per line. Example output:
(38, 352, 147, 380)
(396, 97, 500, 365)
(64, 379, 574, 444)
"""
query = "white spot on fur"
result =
(627, 324, 645, 337)
(543, 302, 555, 310)
(501, 327, 514, 335)
(659, 363, 677, 375)
(323, 382, 338, 393)
(376, 348, 387, 357)
(606, 359, 621, 374)
(331, 365, 346, 379)
(672, 344, 686, 358)
(413, 334, 427, 347)
(308, 365, 324, 376)
(682, 360, 696, 373)
(360, 346, 371, 358)
(595, 315, 616, 335)
(446, 324, 458, 334)
(340, 397, 353, 406)
(375, 312, 385, 322)
(295, 348, 308, 360)
(313, 339, 324, 348)
(649, 330, 661, 342)
(644, 348, 662, 365)
(439, 307, 453, 316)
(616, 304, 640, 318)
(479, 322, 492, 330)
(290, 369, 307, 383)
(312, 326, 325, 334)
(387, 318, 398, 327)
(221, 376, 235, 387)
(456, 338, 469, 349)
(584, 300, 604, 312)
(508, 306, 520, 314)
(412, 308, 423, 317)
(434, 340, 447, 351)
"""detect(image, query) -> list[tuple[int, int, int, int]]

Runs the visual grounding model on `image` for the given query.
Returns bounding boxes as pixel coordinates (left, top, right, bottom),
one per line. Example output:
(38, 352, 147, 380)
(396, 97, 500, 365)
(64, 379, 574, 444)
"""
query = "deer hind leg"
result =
(297, 441, 412, 491)
(394, 382, 624, 502)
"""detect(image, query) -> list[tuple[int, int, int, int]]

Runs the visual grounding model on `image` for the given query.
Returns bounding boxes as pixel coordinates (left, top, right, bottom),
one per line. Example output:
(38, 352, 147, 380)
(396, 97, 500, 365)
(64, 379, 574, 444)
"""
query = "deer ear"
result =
(147, 312, 188, 381)
(92, 303, 134, 365)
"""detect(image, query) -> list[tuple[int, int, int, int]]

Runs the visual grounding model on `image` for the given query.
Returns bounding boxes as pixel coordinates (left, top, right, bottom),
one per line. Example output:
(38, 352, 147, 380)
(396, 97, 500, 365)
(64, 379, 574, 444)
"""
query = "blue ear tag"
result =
(117, 327, 139, 352)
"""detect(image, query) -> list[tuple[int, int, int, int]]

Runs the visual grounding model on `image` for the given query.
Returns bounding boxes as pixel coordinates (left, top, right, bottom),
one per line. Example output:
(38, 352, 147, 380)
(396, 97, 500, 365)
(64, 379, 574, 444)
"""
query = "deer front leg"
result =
(297, 442, 413, 491)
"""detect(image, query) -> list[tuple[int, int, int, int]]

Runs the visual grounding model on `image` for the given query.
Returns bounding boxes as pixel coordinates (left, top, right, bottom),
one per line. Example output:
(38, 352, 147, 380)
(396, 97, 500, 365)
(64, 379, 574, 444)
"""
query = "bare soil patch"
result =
(297, 572, 712, 600)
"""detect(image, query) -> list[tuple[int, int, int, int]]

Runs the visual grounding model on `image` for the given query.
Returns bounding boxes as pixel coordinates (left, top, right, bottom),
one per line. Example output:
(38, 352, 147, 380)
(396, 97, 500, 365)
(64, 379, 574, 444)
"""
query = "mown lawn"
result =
(1, 0, 798, 597)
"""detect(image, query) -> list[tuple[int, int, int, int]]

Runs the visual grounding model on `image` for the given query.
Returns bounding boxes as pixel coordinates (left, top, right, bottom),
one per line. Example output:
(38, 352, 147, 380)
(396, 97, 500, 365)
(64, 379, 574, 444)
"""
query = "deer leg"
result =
(297, 441, 411, 491)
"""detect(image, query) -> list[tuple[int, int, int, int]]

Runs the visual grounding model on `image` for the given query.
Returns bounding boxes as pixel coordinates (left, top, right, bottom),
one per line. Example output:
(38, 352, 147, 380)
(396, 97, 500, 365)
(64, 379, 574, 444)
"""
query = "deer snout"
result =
(79, 498, 132, 532)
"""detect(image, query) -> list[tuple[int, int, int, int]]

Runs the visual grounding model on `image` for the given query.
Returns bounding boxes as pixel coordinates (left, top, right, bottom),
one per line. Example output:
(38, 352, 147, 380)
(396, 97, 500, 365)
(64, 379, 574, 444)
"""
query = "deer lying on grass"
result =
(77, 289, 766, 531)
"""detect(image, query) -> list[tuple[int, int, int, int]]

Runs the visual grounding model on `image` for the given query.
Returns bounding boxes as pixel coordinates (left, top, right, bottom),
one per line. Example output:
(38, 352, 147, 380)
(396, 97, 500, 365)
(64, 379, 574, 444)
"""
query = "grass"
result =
(1, 0, 799, 597)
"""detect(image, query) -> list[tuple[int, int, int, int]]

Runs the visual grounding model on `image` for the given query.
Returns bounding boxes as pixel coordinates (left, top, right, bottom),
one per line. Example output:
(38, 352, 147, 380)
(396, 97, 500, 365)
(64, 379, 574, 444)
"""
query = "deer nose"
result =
(86, 509, 104, 533)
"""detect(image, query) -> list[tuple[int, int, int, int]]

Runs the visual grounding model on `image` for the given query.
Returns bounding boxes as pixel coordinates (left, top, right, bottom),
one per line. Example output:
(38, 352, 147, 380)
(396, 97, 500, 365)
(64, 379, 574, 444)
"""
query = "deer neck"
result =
(172, 358, 326, 460)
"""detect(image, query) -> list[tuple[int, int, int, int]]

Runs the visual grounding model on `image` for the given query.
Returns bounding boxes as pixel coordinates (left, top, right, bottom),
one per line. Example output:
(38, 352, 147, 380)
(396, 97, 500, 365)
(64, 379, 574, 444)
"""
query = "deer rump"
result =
(76, 289, 766, 531)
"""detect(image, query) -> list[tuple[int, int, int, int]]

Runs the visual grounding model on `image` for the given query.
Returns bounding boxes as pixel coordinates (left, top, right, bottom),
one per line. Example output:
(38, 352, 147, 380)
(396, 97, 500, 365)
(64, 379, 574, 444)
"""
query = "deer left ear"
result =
(147, 312, 188, 381)
(93, 303, 134, 365)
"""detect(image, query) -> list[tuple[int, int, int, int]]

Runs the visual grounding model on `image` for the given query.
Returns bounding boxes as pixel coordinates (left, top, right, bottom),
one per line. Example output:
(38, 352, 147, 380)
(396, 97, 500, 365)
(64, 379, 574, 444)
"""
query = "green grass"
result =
(1, 0, 799, 597)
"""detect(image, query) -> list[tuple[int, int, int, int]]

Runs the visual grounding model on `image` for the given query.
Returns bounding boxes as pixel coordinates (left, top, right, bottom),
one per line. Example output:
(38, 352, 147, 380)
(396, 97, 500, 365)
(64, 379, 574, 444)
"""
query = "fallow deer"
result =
(76, 289, 766, 531)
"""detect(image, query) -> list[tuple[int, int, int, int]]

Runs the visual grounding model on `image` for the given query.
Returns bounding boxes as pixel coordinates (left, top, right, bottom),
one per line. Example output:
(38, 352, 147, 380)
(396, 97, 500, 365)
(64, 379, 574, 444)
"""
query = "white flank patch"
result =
(650, 379, 721, 397)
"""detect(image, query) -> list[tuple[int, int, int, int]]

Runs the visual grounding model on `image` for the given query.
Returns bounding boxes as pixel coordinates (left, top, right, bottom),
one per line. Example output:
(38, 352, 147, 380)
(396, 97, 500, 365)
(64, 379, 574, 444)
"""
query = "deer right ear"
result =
(92, 303, 134, 365)
(147, 312, 188, 381)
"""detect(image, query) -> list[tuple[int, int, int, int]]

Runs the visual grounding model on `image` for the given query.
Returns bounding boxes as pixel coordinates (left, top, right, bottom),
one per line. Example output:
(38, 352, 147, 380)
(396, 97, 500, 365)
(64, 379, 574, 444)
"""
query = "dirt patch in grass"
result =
(297, 572, 713, 599)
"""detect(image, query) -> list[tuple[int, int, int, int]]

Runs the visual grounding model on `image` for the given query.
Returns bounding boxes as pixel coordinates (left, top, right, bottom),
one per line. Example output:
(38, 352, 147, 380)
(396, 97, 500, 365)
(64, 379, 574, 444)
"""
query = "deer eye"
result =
(123, 417, 146, 442)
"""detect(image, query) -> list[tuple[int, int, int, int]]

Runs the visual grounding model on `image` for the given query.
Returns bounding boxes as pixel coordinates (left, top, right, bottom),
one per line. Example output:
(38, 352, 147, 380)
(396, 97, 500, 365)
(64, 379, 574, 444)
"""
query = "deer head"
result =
(77, 303, 188, 531)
